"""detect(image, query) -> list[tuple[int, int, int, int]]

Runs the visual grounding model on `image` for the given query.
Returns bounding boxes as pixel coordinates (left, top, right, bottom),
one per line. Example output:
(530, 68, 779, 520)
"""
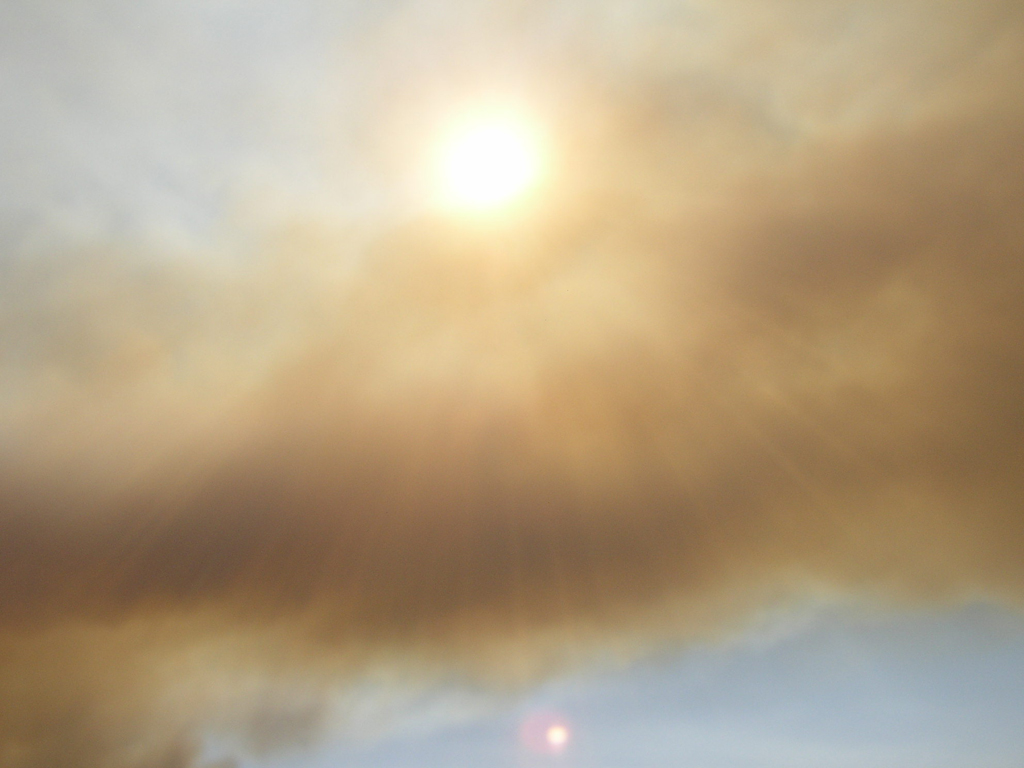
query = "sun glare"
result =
(437, 113, 543, 212)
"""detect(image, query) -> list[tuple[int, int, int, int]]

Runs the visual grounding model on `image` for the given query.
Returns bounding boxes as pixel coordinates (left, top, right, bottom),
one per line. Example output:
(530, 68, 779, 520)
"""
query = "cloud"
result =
(2, 0, 1023, 765)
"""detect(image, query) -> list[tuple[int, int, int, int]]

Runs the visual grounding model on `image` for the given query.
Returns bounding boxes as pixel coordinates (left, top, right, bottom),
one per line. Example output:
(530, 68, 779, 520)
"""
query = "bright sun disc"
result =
(438, 114, 542, 211)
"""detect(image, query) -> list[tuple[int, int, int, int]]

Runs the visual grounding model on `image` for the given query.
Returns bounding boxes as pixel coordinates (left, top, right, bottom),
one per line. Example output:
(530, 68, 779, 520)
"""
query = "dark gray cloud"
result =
(2, 1, 1024, 765)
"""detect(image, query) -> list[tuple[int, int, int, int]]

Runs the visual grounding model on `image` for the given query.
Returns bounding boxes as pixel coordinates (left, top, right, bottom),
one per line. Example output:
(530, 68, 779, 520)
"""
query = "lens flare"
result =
(521, 712, 572, 755)
(546, 724, 569, 749)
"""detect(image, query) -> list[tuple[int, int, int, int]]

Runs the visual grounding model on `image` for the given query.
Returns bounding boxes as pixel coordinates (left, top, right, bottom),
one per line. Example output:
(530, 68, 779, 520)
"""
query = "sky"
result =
(2, 1, 1024, 767)
(260, 603, 1024, 768)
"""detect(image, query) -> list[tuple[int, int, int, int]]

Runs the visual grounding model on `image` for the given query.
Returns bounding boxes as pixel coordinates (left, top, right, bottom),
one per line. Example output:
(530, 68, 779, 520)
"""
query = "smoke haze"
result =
(2, 1, 1023, 765)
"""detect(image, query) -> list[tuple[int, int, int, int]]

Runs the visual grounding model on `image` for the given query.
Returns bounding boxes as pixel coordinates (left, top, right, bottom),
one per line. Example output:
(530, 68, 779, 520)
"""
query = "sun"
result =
(437, 112, 543, 212)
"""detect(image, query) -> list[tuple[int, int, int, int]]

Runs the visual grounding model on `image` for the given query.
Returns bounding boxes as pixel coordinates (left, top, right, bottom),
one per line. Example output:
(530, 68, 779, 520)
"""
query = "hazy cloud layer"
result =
(2, 1, 1023, 765)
